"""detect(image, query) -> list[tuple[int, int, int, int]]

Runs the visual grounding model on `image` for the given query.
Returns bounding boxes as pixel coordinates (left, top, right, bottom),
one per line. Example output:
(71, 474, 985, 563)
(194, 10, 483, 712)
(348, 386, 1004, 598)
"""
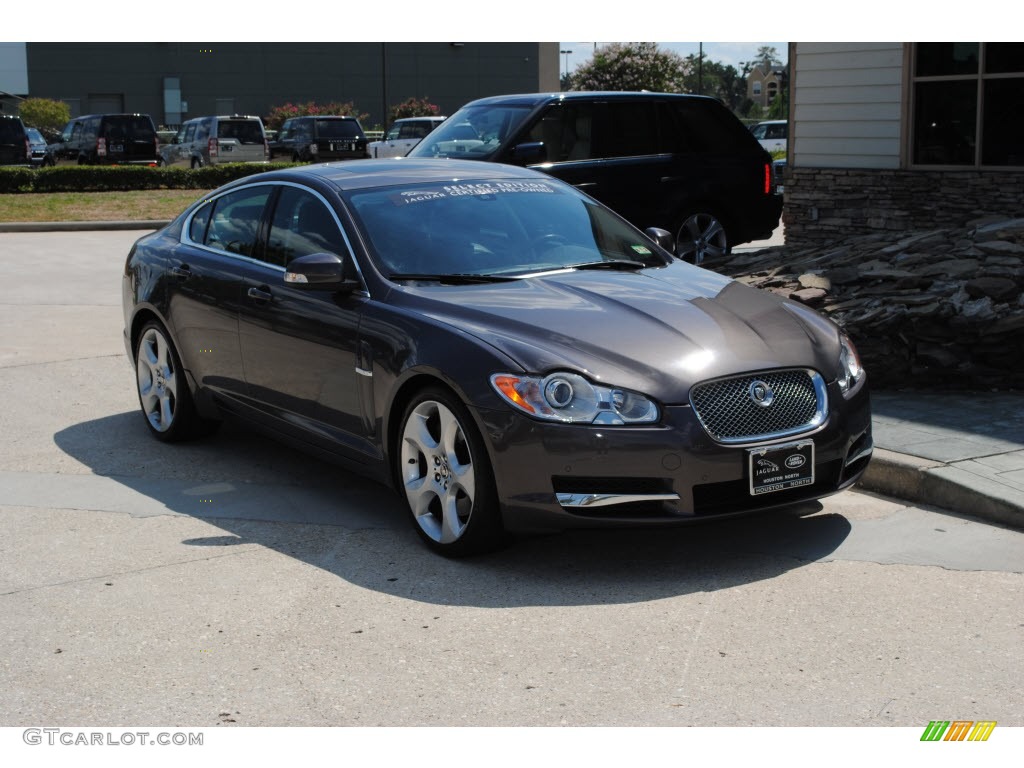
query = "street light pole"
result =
(559, 49, 573, 79)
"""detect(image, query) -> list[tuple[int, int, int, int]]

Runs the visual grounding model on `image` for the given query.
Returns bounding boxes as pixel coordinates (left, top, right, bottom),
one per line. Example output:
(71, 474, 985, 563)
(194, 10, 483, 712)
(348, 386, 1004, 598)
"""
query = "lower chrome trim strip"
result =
(557, 492, 680, 509)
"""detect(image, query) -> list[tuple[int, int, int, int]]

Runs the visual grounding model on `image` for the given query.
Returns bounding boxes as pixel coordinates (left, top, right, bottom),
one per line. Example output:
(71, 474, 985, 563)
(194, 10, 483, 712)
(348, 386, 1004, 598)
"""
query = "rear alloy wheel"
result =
(397, 388, 504, 556)
(676, 211, 729, 266)
(135, 321, 217, 442)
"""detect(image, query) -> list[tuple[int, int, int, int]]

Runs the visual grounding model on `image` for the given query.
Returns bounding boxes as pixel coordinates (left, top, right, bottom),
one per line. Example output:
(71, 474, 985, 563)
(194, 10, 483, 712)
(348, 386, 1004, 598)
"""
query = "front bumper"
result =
(477, 379, 871, 533)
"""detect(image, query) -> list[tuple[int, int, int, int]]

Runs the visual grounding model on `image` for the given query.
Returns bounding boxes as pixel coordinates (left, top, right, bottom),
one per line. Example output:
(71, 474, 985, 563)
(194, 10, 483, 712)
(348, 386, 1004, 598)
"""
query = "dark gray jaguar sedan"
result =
(122, 159, 872, 556)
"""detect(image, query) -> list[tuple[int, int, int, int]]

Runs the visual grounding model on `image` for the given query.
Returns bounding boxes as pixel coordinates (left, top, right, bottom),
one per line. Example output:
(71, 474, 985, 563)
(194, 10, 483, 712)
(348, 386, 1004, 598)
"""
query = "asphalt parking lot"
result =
(0, 230, 1021, 727)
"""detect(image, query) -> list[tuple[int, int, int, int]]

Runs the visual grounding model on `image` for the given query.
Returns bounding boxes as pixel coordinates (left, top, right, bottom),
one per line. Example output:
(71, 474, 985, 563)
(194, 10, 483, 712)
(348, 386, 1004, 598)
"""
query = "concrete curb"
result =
(859, 448, 1023, 529)
(0, 220, 169, 233)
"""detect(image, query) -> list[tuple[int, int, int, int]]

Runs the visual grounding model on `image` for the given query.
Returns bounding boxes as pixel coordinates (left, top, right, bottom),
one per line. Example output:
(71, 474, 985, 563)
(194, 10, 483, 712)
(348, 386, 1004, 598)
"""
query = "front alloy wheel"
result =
(397, 388, 503, 556)
(676, 212, 729, 265)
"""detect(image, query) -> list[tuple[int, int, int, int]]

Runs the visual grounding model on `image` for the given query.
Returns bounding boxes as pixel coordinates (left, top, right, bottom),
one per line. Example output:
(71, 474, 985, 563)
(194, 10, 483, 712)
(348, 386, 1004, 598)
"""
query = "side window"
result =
(184, 123, 197, 142)
(750, 124, 767, 140)
(672, 101, 754, 152)
(264, 187, 347, 268)
(69, 122, 82, 142)
(525, 103, 594, 162)
(385, 125, 400, 140)
(189, 200, 213, 243)
(204, 186, 272, 257)
(601, 102, 658, 158)
(766, 123, 786, 140)
(656, 102, 689, 153)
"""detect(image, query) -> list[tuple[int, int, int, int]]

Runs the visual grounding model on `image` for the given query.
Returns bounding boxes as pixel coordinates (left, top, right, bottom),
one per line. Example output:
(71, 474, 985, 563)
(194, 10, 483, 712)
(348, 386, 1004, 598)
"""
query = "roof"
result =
(263, 158, 549, 192)
(464, 91, 720, 108)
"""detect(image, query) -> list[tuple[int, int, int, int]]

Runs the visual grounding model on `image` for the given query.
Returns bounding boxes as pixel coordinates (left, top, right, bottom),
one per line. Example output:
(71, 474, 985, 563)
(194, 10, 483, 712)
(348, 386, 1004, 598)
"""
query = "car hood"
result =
(391, 261, 843, 404)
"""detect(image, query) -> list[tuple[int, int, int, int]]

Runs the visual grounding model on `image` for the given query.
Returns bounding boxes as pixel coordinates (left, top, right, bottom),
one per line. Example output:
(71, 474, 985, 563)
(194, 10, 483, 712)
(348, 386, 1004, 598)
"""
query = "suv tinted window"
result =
(101, 115, 155, 139)
(218, 119, 264, 144)
(672, 101, 756, 152)
(525, 103, 594, 162)
(602, 101, 658, 157)
(315, 119, 361, 139)
(0, 118, 25, 141)
(204, 187, 272, 257)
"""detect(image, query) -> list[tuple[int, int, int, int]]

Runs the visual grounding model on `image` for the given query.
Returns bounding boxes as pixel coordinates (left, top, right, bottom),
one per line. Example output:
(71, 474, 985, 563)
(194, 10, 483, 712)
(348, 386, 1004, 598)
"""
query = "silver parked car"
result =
(160, 115, 268, 168)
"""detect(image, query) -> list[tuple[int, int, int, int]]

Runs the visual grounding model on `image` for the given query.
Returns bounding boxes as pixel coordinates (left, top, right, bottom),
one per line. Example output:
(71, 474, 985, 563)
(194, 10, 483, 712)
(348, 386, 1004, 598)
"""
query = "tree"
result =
(19, 97, 70, 136)
(388, 96, 441, 126)
(567, 42, 691, 93)
(682, 55, 745, 111)
(264, 100, 368, 131)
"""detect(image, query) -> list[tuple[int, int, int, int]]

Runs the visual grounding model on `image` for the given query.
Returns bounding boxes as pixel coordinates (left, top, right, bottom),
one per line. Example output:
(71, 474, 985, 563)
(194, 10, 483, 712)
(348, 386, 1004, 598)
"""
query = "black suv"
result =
(50, 113, 159, 166)
(269, 116, 369, 162)
(0, 114, 30, 166)
(408, 92, 783, 263)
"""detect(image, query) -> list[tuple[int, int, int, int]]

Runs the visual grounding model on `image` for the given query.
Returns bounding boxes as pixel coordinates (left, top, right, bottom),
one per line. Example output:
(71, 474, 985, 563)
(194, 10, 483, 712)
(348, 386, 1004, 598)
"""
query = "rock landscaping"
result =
(716, 216, 1024, 390)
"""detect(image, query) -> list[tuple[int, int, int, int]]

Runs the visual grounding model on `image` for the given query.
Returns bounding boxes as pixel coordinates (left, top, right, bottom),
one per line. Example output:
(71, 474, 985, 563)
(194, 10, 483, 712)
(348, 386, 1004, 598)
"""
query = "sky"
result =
(556, 43, 789, 78)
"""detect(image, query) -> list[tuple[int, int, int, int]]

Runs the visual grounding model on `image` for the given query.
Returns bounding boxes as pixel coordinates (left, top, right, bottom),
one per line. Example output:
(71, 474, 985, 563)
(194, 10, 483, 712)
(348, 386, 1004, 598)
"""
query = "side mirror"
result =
(510, 141, 546, 165)
(644, 227, 676, 255)
(284, 252, 358, 291)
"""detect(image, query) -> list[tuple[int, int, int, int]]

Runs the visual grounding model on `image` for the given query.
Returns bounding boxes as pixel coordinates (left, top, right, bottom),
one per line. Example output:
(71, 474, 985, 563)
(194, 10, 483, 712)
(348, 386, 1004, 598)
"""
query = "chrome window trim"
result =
(180, 179, 370, 296)
(689, 368, 829, 445)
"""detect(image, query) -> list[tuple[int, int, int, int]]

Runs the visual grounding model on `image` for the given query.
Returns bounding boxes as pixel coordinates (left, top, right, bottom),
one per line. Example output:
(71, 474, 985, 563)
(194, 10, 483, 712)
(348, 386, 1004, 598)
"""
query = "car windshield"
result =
(346, 179, 669, 279)
(408, 105, 532, 158)
(26, 128, 44, 142)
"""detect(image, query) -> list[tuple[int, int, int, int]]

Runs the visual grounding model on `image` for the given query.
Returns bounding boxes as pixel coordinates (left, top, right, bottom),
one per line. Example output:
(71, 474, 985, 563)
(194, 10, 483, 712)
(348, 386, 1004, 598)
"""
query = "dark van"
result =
(408, 92, 783, 264)
(269, 116, 369, 162)
(0, 114, 30, 166)
(50, 114, 160, 166)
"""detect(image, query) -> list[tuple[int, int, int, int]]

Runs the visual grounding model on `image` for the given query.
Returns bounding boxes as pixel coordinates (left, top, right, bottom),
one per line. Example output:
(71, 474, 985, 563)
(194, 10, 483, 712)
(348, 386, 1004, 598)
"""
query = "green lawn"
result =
(0, 189, 212, 222)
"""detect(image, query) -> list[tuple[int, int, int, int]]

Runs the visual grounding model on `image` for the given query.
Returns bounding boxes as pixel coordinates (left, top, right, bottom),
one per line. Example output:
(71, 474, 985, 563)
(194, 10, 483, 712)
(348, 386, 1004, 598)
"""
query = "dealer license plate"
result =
(748, 440, 814, 496)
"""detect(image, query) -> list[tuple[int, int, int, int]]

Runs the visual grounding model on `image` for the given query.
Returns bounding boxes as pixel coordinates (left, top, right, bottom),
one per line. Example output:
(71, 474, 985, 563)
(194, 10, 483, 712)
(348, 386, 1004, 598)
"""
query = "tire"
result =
(396, 387, 504, 557)
(134, 321, 218, 442)
(675, 211, 730, 266)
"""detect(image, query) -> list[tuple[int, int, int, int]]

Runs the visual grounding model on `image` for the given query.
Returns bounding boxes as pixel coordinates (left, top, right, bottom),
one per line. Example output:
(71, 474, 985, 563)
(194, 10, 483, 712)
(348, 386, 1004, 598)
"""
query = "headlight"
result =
(837, 333, 864, 396)
(490, 372, 659, 425)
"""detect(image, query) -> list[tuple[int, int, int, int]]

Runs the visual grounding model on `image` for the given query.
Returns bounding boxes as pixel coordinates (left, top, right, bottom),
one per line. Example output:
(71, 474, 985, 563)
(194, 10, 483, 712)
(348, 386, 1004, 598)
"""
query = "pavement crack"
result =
(0, 354, 124, 370)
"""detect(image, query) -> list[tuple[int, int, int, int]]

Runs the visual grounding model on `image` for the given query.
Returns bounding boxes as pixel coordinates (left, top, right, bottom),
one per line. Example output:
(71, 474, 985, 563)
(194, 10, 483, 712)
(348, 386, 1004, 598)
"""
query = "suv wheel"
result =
(675, 211, 729, 266)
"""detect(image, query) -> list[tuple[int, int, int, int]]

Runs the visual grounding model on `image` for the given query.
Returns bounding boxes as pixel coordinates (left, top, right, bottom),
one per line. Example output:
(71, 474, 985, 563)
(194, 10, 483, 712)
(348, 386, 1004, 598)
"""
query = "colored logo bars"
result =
(920, 721, 997, 741)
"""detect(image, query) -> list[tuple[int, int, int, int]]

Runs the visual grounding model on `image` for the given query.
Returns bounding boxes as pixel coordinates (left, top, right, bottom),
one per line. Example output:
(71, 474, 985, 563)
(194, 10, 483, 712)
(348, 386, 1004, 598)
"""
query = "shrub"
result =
(387, 96, 441, 125)
(0, 163, 295, 193)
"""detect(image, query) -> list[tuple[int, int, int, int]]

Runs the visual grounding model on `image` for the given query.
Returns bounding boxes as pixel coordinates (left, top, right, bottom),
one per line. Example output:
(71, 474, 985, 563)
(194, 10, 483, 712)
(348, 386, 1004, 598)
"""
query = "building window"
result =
(912, 42, 1024, 167)
(753, 81, 762, 96)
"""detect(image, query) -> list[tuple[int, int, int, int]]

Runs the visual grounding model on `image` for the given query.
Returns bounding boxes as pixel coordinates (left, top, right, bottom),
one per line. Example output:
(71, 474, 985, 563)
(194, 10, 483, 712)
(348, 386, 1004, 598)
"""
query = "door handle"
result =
(171, 264, 192, 279)
(247, 286, 272, 302)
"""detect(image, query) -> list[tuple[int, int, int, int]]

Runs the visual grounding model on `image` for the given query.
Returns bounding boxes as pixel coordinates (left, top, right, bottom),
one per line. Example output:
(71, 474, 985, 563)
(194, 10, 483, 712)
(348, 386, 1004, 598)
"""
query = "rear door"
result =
(102, 115, 158, 164)
(216, 118, 266, 163)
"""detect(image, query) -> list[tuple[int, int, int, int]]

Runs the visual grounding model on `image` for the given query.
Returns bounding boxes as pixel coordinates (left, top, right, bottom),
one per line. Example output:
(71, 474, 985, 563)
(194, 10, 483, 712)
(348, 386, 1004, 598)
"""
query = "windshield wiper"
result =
(388, 273, 520, 284)
(569, 259, 649, 271)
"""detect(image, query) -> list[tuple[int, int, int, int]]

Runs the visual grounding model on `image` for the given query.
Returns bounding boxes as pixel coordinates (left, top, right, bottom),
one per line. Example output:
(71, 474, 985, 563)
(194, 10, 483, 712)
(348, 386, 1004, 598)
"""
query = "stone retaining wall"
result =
(783, 168, 1024, 247)
(717, 217, 1024, 390)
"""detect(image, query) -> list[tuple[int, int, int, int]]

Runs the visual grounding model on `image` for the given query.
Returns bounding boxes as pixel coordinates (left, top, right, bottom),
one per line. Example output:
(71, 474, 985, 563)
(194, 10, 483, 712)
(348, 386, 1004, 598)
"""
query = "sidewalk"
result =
(860, 391, 1024, 528)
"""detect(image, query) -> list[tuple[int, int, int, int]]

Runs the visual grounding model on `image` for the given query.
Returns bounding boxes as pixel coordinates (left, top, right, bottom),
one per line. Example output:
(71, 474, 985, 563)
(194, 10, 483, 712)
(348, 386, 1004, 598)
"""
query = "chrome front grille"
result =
(689, 369, 827, 444)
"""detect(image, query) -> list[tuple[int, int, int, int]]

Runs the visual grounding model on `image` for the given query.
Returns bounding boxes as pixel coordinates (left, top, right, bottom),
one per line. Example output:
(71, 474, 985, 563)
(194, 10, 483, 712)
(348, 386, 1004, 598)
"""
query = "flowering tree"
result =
(264, 101, 369, 131)
(567, 42, 691, 93)
(388, 96, 441, 125)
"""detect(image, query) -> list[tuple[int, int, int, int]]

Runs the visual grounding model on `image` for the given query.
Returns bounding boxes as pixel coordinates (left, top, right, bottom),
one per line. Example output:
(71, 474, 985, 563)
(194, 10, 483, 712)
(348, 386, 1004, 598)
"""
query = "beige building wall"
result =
(791, 42, 904, 169)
